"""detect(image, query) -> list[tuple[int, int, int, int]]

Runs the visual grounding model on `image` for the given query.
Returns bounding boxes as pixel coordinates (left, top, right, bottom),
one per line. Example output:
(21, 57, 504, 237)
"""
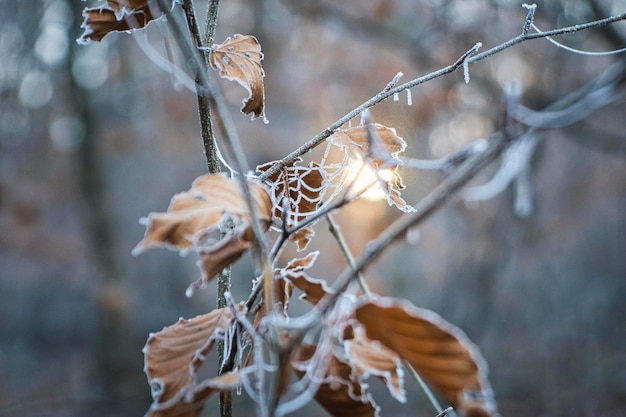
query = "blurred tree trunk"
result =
(66, 1, 148, 414)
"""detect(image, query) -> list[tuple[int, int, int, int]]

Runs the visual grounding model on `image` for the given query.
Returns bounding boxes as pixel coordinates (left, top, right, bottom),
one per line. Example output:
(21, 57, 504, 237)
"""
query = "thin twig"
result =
(408, 365, 445, 414)
(469, 11, 626, 64)
(204, 0, 220, 45)
(180, 0, 221, 173)
(257, 11, 626, 182)
(435, 406, 455, 417)
(325, 214, 370, 295)
(180, 2, 231, 416)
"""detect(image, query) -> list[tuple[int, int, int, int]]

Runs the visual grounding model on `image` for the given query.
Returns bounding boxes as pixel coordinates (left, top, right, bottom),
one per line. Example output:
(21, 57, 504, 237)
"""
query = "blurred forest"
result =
(1, 0, 625, 416)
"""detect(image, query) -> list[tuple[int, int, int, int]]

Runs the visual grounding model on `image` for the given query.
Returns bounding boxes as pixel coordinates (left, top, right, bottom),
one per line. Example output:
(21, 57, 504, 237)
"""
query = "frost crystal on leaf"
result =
(209, 35, 267, 121)
(257, 158, 325, 250)
(133, 174, 272, 291)
(78, 0, 175, 43)
(328, 123, 415, 212)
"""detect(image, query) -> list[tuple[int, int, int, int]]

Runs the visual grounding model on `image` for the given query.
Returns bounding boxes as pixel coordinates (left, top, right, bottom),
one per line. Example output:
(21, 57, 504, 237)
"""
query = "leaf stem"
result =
(407, 363, 445, 414)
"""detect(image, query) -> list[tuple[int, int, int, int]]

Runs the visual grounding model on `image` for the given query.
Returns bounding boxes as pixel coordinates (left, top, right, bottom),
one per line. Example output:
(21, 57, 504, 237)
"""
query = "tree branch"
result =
(180, 0, 221, 173)
(257, 10, 626, 182)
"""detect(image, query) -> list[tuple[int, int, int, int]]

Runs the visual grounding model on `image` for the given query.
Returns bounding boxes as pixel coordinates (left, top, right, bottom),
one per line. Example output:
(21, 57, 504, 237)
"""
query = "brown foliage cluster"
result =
(78, 2, 502, 417)
(134, 170, 497, 416)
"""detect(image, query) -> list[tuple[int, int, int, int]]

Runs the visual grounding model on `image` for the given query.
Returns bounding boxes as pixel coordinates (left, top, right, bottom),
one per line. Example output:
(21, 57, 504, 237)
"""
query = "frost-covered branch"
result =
(258, 8, 626, 182)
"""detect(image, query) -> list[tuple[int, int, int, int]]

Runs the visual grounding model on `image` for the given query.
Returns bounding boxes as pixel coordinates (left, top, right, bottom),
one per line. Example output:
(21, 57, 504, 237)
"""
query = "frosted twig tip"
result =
(522, 4, 538, 35)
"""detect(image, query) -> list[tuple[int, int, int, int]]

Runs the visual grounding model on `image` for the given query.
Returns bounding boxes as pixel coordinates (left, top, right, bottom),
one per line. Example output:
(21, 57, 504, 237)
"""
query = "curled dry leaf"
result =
(354, 298, 498, 417)
(191, 219, 255, 294)
(276, 251, 333, 305)
(333, 124, 407, 168)
(257, 158, 325, 250)
(79, 0, 174, 43)
(134, 174, 271, 252)
(133, 174, 272, 287)
(344, 335, 405, 402)
(293, 344, 378, 417)
(331, 124, 413, 212)
(143, 307, 238, 415)
(146, 371, 244, 417)
(209, 35, 267, 121)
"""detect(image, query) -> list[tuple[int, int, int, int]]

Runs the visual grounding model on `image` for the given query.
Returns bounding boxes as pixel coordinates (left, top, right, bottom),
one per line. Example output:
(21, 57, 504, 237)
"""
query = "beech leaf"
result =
(331, 124, 413, 212)
(345, 335, 405, 402)
(79, 0, 174, 44)
(257, 159, 325, 250)
(354, 298, 498, 417)
(276, 251, 333, 305)
(209, 35, 266, 121)
(191, 220, 255, 293)
(134, 174, 271, 252)
(293, 344, 378, 417)
(333, 124, 407, 168)
(143, 308, 237, 408)
(146, 371, 243, 417)
(134, 174, 272, 288)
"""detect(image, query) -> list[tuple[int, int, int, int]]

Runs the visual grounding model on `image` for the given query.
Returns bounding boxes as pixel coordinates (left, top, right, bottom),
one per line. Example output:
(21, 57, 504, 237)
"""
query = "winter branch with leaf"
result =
(77, 1, 626, 417)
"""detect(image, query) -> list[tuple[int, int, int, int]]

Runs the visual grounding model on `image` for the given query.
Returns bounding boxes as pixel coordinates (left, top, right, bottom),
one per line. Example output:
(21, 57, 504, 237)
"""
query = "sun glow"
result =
(346, 160, 394, 201)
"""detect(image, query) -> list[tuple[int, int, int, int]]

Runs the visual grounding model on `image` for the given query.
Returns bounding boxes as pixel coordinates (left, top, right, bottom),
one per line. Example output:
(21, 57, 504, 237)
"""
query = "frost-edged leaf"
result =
(276, 251, 333, 305)
(331, 124, 413, 212)
(190, 220, 255, 293)
(291, 226, 315, 251)
(332, 124, 406, 168)
(143, 308, 237, 407)
(134, 174, 271, 253)
(345, 336, 405, 402)
(209, 35, 266, 121)
(134, 174, 272, 290)
(79, 0, 175, 43)
(257, 159, 325, 250)
(146, 370, 243, 417)
(293, 344, 378, 417)
(273, 270, 294, 316)
(354, 298, 498, 417)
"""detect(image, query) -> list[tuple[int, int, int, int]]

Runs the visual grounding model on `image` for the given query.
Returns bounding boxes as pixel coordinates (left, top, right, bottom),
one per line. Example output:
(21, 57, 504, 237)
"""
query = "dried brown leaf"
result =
(134, 175, 271, 291)
(133, 174, 271, 253)
(345, 335, 405, 402)
(257, 159, 324, 250)
(293, 344, 377, 417)
(143, 308, 237, 407)
(332, 124, 406, 168)
(276, 251, 333, 305)
(191, 223, 254, 291)
(79, 0, 174, 43)
(209, 35, 266, 121)
(290, 226, 315, 251)
(331, 124, 413, 212)
(273, 273, 294, 316)
(146, 371, 243, 417)
(354, 298, 498, 417)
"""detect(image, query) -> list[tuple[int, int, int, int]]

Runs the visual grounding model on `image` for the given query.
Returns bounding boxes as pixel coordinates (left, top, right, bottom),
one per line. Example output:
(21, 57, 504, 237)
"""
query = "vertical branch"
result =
(204, 0, 220, 44)
(179, 2, 232, 417)
(180, 0, 221, 173)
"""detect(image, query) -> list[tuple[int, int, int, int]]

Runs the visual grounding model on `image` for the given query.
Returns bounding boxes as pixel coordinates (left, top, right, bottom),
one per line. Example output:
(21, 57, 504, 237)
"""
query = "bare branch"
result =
(258, 9, 626, 182)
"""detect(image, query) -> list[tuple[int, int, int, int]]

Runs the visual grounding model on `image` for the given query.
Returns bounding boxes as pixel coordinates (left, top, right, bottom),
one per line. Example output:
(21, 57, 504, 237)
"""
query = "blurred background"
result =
(1, 0, 625, 416)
